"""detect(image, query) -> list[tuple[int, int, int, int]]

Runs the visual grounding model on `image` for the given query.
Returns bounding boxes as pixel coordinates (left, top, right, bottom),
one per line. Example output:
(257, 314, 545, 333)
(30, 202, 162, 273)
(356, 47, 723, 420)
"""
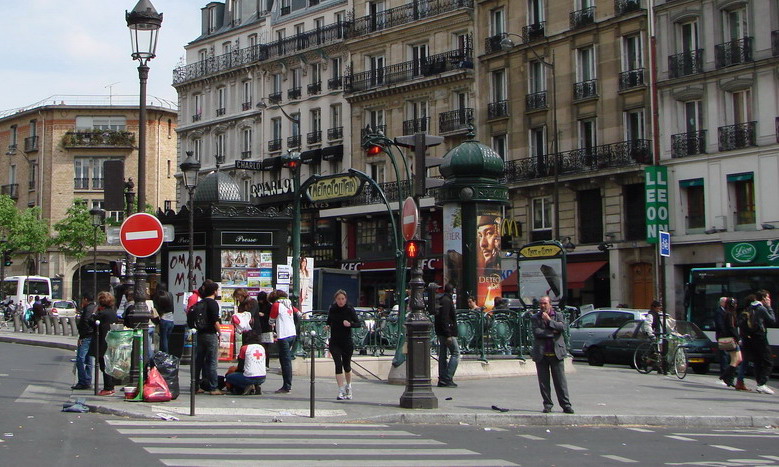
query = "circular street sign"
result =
(120, 213, 165, 258)
(402, 197, 418, 242)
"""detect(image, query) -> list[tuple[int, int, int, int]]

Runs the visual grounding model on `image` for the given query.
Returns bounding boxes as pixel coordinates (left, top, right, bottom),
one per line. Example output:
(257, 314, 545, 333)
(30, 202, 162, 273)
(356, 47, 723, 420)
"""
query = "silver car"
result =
(568, 308, 648, 357)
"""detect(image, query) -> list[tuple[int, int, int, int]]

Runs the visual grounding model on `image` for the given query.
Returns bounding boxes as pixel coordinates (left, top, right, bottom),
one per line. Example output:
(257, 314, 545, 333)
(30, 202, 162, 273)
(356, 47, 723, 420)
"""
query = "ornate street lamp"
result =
(179, 151, 201, 294)
(89, 208, 106, 300)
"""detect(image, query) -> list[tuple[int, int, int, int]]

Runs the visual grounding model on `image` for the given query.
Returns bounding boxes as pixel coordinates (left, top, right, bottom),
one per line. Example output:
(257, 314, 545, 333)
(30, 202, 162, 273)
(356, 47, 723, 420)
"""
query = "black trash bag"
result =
(151, 351, 180, 400)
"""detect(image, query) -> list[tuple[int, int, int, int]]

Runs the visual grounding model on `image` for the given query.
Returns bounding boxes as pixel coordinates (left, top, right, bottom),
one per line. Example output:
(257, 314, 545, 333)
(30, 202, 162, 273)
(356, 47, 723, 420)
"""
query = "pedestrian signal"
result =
(365, 144, 382, 156)
(404, 239, 426, 259)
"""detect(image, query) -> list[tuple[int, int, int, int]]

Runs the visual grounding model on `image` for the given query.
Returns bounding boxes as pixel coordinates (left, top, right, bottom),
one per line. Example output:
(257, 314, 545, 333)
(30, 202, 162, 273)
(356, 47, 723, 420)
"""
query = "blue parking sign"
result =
(659, 231, 671, 257)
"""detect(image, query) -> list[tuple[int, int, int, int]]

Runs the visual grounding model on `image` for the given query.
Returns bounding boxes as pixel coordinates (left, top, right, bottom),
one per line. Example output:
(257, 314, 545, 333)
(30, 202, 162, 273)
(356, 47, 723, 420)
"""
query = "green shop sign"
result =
(724, 240, 779, 265)
(644, 166, 669, 244)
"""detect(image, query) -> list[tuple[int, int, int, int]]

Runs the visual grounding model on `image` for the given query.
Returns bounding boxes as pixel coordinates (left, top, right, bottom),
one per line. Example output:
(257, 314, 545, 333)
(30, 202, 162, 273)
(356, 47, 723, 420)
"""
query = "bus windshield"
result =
(686, 267, 779, 332)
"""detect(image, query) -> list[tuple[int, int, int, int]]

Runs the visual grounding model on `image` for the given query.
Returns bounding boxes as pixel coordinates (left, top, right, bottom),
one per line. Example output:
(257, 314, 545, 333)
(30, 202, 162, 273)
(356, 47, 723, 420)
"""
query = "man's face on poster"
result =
(477, 223, 500, 263)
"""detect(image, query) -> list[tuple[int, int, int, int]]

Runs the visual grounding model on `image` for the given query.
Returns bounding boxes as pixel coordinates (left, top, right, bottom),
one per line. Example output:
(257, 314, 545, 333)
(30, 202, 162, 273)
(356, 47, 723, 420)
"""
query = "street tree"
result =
(0, 194, 51, 274)
(53, 200, 107, 295)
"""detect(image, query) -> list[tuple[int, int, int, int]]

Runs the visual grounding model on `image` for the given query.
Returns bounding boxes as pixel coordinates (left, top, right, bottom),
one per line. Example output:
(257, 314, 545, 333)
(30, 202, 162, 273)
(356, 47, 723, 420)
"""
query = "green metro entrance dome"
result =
(438, 130, 508, 204)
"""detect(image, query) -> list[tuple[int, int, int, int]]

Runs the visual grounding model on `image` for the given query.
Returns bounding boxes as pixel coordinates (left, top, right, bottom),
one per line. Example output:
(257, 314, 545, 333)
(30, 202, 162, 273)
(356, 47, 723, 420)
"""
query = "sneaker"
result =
(717, 379, 729, 387)
(98, 390, 115, 396)
(344, 384, 352, 400)
(337, 390, 346, 400)
(735, 380, 749, 391)
(255, 385, 262, 395)
(755, 385, 775, 395)
(437, 381, 451, 387)
(447, 381, 458, 388)
(196, 388, 205, 394)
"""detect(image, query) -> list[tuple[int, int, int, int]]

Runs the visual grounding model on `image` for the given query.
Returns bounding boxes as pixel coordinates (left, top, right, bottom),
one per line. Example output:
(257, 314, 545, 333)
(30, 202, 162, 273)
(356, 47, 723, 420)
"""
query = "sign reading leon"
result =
(644, 166, 669, 244)
(120, 213, 164, 258)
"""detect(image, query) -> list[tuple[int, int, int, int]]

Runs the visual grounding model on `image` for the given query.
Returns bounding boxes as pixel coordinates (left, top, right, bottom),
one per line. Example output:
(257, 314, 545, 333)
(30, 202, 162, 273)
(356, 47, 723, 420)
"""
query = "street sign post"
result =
(402, 197, 419, 241)
(659, 231, 671, 257)
(120, 213, 164, 258)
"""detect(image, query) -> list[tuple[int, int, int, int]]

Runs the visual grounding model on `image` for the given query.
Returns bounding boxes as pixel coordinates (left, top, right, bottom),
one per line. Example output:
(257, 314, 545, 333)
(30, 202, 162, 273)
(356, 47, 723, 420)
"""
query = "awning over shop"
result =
(567, 261, 607, 289)
(679, 178, 703, 188)
(726, 172, 753, 182)
(501, 270, 517, 292)
(300, 148, 322, 164)
(322, 144, 343, 161)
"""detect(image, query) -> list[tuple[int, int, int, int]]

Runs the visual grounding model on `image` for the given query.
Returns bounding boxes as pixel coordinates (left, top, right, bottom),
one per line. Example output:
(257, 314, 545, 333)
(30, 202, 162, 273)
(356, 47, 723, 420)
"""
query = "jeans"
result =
(75, 336, 94, 386)
(159, 320, 174, 354)
(438, 336, 460, 384)
(225, 373, 265, 392)
(277, 336, 296, 391)
(196, 333, 219, 391)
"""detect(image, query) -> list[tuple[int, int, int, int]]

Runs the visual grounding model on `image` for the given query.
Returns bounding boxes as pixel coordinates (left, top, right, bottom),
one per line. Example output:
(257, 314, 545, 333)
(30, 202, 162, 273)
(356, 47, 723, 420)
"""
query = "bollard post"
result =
(309, 330, 316, 419)
(70, 317, 78, 336)
(130, 330, 145, 402)
(190, 329, 197, 417)
(94, 320, 101, 396)
(13, 313, 21, 332)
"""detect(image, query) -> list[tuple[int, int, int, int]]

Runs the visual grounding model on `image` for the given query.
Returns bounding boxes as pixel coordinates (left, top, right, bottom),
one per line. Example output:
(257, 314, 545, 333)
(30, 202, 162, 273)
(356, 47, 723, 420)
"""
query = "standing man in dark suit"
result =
(531, 296, 573, 414)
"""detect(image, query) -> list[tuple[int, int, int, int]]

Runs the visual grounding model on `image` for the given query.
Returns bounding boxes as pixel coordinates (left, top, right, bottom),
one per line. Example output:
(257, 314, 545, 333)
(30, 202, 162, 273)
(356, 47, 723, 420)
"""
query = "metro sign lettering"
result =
(644, 166, 669, 244)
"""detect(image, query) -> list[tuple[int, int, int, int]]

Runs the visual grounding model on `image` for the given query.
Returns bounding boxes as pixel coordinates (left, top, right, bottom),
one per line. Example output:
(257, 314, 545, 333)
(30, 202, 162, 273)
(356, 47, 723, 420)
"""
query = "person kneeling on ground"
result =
(226, 331, 266, 395)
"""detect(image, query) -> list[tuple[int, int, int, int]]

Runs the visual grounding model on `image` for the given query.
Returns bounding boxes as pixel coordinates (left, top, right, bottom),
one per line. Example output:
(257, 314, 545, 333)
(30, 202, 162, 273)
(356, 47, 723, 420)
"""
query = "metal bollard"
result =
(58, 317, 66, 335)
(190, 329, 197, 417)
(13, 314, 21, 332)
(37, 317, 45, 334)
(181, 329, 193, 365)
(69, 317, 78, 336)
(94, 320, 101, 396)
(310, 330, 316, 419)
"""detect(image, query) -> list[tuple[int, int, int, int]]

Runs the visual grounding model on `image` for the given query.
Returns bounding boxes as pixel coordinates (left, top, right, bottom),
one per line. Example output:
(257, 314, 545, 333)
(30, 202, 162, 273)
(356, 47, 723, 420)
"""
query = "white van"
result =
(1, 276, 53, 309)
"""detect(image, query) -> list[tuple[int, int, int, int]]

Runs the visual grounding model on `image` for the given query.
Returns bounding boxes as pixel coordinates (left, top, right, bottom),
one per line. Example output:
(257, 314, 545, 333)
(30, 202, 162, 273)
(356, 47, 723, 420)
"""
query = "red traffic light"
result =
(285, 159, 299, 170)
(404, 239, 426, 259)
(366, 144, 383, 156)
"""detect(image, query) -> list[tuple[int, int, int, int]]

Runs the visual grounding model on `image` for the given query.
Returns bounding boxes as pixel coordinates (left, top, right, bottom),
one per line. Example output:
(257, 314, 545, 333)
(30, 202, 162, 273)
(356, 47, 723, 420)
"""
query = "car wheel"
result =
(691, 363, 710, 375)
(587, 347, 605, 366)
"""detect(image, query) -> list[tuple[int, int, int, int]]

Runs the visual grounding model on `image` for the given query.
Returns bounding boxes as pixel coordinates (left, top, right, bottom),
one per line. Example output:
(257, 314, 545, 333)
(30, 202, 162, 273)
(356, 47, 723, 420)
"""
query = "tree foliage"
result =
(0, 194, 51, 255)
(53, 200, 106, 262)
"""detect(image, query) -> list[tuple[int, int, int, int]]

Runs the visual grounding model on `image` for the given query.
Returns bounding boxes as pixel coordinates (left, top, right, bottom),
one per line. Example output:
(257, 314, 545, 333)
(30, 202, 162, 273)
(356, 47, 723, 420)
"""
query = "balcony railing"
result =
(402, 117, 430, 135)
(523, 22, 545, 42)
(288, 87, 302, 100)
(525, 91, 547, 111)
(773, 31, 779, 57)
(216, 107, 226, 116)
(62, 130, 135, 148)
(573, 79, 598, 101)
(671, 130, 707, 158)
(307, 131, 322, 144)
(1, 184, 19, 199)
(350, 0, 473, 37)
(618, 69, 645, 91)
(268, 139, 282, 152)
(241, 150, 252, 159)
(242, 102, 252, 111)
(503, 139, 652, 182)
(268, 92, 282, 104)
(345, 46, 472, 93)
(342, 180, 415, 206)
(570, 6, 595, 29)
(307, 82, 321, 95)
(715, 37, 753, 68)
(327, 126, 343, 140)
(172, 21, 349, 85)
(23, 136, 38, 152)
(281, 6, 290, 16)
(718, 122, 756, 152)
(615, 0, 641, 16)
(484, 33, 507, 55)
(328, 77, 342, 90)
(192, 113, 202, 122)
(91, 177, 104, 190)
(439, 108, 473, 133)
(73, 177, 90, 190)
(487, 100, 509, 119)
(668, 49, 704, 78)
(287, 135, 301, 148)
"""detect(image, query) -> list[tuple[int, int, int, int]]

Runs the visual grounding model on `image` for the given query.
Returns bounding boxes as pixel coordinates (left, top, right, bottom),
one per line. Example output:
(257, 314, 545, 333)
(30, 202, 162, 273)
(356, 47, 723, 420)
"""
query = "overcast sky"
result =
(0, 0, 201, 112)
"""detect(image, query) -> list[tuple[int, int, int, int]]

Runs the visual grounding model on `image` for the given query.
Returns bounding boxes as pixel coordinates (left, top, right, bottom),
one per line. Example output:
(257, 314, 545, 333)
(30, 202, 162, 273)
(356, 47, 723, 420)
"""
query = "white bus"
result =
(1, 276, 53, 308)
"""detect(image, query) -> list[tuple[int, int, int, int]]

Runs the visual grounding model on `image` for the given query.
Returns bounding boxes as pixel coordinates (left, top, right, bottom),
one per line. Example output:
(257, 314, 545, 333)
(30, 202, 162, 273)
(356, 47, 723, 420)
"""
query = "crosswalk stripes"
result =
(105, 420, 519, 467)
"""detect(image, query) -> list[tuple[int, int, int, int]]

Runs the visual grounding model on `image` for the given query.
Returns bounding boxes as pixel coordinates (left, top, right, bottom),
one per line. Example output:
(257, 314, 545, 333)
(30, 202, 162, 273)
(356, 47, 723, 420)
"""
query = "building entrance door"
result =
(630, 262, 654, 309)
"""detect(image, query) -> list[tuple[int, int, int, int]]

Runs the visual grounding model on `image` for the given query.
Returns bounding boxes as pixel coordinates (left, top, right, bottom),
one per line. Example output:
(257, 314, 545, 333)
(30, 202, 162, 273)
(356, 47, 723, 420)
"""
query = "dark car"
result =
(584, 319, 717, 374)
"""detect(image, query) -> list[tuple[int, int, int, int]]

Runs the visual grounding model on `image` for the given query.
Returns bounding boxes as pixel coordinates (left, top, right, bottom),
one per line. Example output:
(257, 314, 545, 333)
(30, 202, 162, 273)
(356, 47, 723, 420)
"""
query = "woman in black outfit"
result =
(91, 291, 119, 396)
(256, 291, 273, 369)
(715, 296, 742, 387)
(326, 290, 360, 400)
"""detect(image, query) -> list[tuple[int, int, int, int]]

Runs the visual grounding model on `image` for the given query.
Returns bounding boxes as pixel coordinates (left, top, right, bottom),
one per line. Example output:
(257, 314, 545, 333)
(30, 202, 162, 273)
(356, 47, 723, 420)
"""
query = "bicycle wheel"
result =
(673, 346, 689, 379)
(633, 341, 654, 374)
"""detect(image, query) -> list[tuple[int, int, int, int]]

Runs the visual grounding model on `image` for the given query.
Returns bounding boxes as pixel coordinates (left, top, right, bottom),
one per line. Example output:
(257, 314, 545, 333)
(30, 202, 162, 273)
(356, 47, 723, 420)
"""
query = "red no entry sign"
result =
(120, 213, 164, 258)
(402, 197, 419, 242)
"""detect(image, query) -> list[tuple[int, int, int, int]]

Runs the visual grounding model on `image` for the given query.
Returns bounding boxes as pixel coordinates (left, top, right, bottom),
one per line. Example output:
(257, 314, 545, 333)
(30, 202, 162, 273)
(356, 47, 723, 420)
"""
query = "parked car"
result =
(568, 308, 648, 356)
(48, 300, 78, 318)
(584, 319, 717, 374)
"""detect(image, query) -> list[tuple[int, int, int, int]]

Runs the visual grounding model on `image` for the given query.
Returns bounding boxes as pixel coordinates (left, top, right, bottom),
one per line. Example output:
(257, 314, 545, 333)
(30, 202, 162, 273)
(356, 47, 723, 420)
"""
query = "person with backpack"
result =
(269, 289, 300, 394)
(739, 290, 776, 394)
(435, 283, 460, 388)
(187, 281, 223, 395)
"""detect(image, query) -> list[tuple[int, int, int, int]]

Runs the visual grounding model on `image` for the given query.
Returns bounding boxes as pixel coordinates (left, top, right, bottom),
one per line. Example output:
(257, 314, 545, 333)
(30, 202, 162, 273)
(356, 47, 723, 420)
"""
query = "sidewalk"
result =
(3, 329, 778, 427)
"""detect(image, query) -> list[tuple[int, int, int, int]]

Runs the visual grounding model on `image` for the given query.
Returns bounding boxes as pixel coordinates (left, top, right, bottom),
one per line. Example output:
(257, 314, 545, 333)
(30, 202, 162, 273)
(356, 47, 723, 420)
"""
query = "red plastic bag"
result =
(143, 366, 172, 402)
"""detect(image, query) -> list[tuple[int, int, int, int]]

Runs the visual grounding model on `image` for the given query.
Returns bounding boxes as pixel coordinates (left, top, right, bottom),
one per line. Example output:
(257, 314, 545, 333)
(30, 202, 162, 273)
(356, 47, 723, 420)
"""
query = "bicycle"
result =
(633, 334, 690, 379)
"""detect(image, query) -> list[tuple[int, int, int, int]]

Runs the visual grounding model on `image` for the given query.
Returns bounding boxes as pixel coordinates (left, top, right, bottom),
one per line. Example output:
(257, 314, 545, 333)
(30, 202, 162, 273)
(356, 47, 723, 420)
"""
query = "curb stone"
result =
(0, 335, 77, 351)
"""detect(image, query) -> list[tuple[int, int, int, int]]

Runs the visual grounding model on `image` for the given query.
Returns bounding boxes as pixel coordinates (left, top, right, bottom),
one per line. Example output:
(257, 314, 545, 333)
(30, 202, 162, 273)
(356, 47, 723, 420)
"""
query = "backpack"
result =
(187, 300, 211, 332)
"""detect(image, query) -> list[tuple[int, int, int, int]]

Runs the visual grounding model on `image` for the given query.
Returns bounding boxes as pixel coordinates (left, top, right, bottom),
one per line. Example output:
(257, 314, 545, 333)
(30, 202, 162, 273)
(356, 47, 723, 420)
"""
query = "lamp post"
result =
(89, 208, 106, 300)
(126, 0, 162, 377)
(179, 151, 201, 294)
(501, 34, 560, 240)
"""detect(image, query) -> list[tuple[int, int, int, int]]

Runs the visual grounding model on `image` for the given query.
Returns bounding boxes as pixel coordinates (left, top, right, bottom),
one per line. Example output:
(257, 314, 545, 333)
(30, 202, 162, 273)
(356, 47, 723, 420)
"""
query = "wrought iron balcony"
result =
(525, 91, 547, 111)
(307, 82, 321, 95)
(402, 117, 430, 135)
(23, 136, 38, 152)
(570, 6, 595, 29)
(242, 102, 252, 111)
(487, 100, 509, 119)
(439, 108, 473, 133)
(91, 177, 104, 190)
(615, 0, 641, 16)
(523, 22, 545, 42)
(718, 122, 756, 152)
(484, 33, 507, 55)
(192, 113, 202, 122)
(350, 0, 473, 37)
(671, 130, 706, 158)
(288, 87, 302, 100)
(268, 92, 282, 104)
(268, 139, 282, 152)
(573, 79, 598, 101)
(73, 177, 90, 190)
(281, 6, 290, 15)
(62, 130, 135, 148)
(327, 127, 343, 140)
(345, 46, 472, 93)
(715, 37, 753, 68)
(668, 49, 704, 78)
(287, 135, 301, 148)
(503, 139, 652, 182)
(618, 69, 645, 91)
(342, 180, 414, 207)
(1, 184, 19, 199)
(328, 77, 342, 90)
(216, 107, 226, 116)
(307, 131, 322, 145)
(241, 150, 252, 159)
(773, 31, 779, 57)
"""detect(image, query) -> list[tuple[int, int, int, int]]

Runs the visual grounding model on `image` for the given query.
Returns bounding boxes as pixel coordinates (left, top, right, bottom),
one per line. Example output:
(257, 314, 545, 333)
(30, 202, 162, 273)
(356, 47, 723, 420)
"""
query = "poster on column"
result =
(475, 204, 503, 311)
(167, 249, 206, 325)
(287, 256, 314, 312)
(442, 204, 463, 294)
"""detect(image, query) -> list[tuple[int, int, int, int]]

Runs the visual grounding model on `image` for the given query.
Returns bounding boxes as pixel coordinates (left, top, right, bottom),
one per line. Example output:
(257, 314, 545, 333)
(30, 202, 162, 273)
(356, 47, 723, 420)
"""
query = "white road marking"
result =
(145, 447, 479, 456)
(126, 230, 159, 240)
(108, 420, 389, 428)
(129, 437, 443, 446)
(557, 444, 588, 451)
(666, 435, 696, 441)
(710, 445, 745, 452)
(760, 456, 779, 461)
(672, 433, 779, 438)
(517, 434, 545, 440)
(116, 428, 414, 436)
(625, 428, 654, 433)
(150, 406, 347, 417)
(160, 459, 518, 467)
(601, 455, 638, 463)
(15, 384, 57, 403)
